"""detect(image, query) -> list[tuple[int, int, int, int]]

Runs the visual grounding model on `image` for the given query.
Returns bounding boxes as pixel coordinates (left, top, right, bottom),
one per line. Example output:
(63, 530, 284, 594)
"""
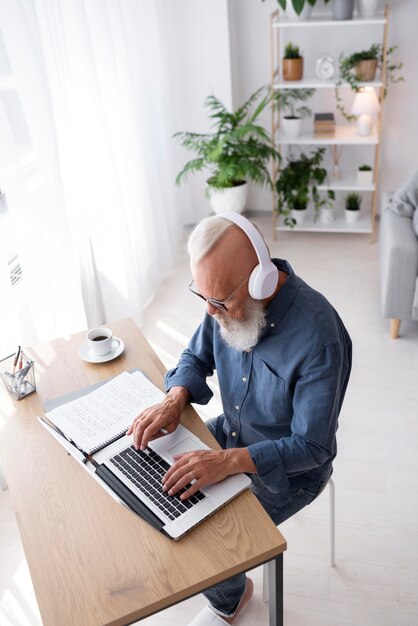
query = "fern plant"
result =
(174, 86, 280, 193)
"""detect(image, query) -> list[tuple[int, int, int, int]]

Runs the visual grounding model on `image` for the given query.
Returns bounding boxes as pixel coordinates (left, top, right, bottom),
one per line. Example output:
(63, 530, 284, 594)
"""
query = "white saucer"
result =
(79, 337, 125, 363)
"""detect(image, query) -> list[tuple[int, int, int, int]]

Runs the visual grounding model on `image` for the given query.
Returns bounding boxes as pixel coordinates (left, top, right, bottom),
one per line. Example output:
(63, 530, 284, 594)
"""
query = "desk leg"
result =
(267, 554, 283, 626)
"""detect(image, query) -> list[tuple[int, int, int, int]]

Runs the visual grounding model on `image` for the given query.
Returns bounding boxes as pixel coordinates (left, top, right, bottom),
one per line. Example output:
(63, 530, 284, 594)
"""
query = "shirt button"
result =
(242, 376, 247, 382)
(270, 322, 275, 328)
(235, 405, 240, 410)
(231, 431, 237, 437)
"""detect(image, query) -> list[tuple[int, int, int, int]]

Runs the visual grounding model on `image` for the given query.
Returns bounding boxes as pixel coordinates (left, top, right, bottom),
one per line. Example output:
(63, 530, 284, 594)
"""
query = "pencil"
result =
(12, 346, 21, 374)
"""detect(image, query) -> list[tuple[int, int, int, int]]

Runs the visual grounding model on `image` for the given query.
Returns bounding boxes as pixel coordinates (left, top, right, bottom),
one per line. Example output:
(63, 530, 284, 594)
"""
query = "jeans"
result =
(203, 416, 332, 618)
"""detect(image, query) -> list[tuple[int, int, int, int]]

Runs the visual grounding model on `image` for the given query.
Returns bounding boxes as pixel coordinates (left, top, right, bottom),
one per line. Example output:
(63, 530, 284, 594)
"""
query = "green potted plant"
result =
(283, 42, 304, 81)
(336, 44, 404, 121)
(275, 148, 335, 227)
(274, 88, 315, 138)
(357, 164, 373, 185)
(345, 192, 362, 223)
(174, 86, 280, 214)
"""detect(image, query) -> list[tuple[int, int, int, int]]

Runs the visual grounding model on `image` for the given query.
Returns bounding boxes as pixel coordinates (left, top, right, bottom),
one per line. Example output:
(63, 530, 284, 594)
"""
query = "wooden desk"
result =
(0, 318, 286, 626)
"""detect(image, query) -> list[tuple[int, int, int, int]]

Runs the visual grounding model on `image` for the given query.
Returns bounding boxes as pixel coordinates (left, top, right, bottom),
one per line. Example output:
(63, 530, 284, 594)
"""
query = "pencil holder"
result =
(0, 351, 36, 400)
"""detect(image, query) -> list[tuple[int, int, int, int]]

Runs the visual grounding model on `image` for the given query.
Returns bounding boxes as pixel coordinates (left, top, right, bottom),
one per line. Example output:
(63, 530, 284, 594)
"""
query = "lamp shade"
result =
(350, 87, 381, 115)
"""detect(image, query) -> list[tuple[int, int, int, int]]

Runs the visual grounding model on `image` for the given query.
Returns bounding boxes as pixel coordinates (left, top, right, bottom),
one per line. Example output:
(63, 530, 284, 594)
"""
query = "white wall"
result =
(161, 0, 233, 224)
(227, 0, 418, 213)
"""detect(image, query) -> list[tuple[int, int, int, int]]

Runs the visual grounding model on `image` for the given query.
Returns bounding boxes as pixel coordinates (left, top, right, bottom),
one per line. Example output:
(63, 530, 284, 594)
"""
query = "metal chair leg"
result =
(329, 477, 336, 567)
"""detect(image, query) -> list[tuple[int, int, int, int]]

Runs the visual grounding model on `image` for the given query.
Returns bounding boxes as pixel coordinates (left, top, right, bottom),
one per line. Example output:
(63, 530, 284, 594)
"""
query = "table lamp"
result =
(350, 87, 381, 136)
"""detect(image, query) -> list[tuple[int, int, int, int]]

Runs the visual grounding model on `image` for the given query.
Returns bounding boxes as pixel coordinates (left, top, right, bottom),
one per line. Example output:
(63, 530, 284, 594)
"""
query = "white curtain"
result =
(0, 0, 186, 353)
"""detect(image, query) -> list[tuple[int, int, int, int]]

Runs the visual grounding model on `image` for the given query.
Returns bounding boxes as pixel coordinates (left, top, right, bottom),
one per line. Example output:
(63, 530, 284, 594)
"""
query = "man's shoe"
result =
(187, 607, 229, 625)
(188, 577, 254, 625)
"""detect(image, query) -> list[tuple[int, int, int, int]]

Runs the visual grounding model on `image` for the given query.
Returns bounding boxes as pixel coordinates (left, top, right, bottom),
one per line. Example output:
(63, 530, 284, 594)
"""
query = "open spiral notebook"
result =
(44, 370, 164, 455)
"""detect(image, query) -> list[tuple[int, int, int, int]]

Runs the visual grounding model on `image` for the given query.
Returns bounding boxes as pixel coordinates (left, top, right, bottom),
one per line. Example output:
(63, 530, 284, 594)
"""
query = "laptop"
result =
(40, 376, 251, 540)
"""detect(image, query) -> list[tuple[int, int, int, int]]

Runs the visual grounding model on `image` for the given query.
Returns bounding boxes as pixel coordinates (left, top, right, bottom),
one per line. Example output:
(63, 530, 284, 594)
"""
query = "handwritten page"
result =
(46, 371, 165, 454)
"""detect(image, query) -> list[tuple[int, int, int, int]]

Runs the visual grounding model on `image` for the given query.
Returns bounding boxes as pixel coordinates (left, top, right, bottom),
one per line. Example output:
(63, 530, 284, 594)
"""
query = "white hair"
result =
(187, 215, 233, 266)
(187, 214, 267, 266)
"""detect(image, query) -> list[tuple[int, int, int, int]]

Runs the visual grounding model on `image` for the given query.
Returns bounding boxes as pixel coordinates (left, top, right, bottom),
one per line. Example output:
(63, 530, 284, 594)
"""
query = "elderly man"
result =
(128, 212, 352, 626)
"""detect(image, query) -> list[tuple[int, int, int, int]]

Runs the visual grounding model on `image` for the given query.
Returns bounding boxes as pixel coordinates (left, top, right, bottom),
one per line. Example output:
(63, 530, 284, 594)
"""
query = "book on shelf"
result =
(42, 370, 165, 455)
(314, 112, 335, 137)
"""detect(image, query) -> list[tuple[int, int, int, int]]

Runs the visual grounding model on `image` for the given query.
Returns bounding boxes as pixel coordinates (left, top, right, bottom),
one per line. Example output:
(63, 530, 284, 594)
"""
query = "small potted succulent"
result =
(345, 192, 362, 223)
(283, 42, 304, 81)
(357, 164, 373, 185)
(274, 88, 315, 139)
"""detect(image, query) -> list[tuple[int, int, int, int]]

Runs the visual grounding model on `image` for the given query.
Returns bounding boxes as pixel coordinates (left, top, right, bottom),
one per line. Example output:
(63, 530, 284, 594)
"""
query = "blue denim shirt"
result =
(165, 259, 352, 495)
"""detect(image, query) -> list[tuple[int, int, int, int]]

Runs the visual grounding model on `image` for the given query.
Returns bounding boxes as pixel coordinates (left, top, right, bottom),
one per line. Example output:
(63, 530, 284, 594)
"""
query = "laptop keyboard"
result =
(110, 446, 206, 520)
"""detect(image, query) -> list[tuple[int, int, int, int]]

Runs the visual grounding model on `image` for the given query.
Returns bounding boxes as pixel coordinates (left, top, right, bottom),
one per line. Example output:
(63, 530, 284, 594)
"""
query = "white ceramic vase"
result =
(319, 207, 334, 223)
(356, 0, 381, 18)
(283, 2, 312, 21)
(281, 117, 303, 139)
(357, 169, 373, 185)
(291, 208, 307, 225)
(345, 209, 360, 223)
(208, 182, 248, 215)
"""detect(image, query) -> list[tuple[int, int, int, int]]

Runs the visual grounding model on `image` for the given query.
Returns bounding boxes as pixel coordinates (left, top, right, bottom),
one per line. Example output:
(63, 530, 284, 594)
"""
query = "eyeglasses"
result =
(189, 275, 249, 312)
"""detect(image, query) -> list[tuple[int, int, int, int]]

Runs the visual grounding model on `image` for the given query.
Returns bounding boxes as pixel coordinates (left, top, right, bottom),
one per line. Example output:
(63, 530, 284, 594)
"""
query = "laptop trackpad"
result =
(167, 437, 202, 460)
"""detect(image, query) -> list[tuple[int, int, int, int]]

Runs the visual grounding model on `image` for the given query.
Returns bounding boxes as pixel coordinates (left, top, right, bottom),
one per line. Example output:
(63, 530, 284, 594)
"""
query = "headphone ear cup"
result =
(248, 263, 279, 300)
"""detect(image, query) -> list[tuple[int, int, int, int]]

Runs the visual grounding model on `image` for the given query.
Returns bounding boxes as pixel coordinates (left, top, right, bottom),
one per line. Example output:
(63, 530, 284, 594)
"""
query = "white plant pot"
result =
(281, 117, 303, 139)
(357, 170, 373, 185)
(319, 207, 334, 223)
(345, 209, 360, 223)
(356, 0, 381, 18)
(291, 208, 307, 225)
(208, 182, 248, 215)
(283, 3, 313, 21)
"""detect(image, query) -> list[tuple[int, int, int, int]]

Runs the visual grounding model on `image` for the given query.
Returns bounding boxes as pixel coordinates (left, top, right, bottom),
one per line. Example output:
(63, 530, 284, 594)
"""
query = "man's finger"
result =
(162, 454, 191, 485)
(167, 470, 195, 496)
(179, 480, 202, 500)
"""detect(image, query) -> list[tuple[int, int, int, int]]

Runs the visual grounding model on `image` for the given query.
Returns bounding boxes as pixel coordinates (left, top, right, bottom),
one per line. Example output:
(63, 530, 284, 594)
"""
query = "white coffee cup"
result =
(87, 327, 113, 356)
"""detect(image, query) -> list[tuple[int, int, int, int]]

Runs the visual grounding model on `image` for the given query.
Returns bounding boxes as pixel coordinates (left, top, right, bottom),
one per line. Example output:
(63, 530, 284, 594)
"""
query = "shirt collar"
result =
(262, 259, 300, 332)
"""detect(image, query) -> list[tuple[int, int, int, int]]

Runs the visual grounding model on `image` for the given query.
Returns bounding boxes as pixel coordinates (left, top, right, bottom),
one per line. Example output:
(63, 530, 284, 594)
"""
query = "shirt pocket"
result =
(251, 357, 289, 426)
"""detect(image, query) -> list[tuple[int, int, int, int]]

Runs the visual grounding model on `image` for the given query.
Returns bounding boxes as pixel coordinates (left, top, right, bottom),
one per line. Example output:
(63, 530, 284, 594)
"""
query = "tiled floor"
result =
(1, 215, 418, 625)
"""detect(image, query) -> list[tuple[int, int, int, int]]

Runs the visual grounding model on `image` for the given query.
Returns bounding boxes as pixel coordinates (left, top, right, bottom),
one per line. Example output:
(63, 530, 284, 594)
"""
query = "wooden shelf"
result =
(276, 126, 378, 145)
(269, 6, 390, 240)
(272, 15, 387, 28)
(273, 77, 383, 90)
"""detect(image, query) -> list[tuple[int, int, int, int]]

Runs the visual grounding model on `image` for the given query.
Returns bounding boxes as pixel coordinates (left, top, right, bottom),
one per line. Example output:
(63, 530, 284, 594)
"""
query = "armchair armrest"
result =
(379, 193, 418, 321)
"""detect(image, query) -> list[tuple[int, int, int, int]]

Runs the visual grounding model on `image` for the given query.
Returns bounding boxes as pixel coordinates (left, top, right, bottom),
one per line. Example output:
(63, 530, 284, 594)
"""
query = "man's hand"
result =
(162, 447, 256, 500)
(126, 386, 189, 450)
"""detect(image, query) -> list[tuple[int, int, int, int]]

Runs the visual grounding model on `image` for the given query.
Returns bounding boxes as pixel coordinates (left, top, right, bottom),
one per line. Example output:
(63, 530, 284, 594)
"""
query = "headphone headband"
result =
(219, 212, 270, 265)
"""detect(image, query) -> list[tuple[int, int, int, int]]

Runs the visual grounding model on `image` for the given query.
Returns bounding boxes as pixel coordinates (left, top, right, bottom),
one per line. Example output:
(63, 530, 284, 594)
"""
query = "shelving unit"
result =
(270, 6, 390, 239)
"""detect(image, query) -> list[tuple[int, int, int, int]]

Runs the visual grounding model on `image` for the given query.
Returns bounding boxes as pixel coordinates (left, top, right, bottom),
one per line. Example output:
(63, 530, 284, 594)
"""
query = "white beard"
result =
(214, 299, 266, 352)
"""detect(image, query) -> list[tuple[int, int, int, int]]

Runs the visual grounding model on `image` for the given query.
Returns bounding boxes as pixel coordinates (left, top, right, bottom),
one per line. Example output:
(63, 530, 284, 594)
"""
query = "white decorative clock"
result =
(315, 54, 336, 80)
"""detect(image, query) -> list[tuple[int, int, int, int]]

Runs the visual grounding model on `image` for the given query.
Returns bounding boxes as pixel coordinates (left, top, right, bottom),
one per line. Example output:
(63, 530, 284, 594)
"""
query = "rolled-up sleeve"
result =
(164, 314, 216, 404)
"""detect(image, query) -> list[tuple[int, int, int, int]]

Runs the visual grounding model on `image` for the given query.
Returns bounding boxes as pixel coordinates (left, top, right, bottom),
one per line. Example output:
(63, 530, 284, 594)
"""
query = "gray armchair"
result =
(379, 192, 418, 338)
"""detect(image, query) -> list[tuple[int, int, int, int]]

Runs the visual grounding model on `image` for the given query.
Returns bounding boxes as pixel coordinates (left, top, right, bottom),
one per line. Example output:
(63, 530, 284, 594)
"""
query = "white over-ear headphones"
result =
(219, 212, 279, 300)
